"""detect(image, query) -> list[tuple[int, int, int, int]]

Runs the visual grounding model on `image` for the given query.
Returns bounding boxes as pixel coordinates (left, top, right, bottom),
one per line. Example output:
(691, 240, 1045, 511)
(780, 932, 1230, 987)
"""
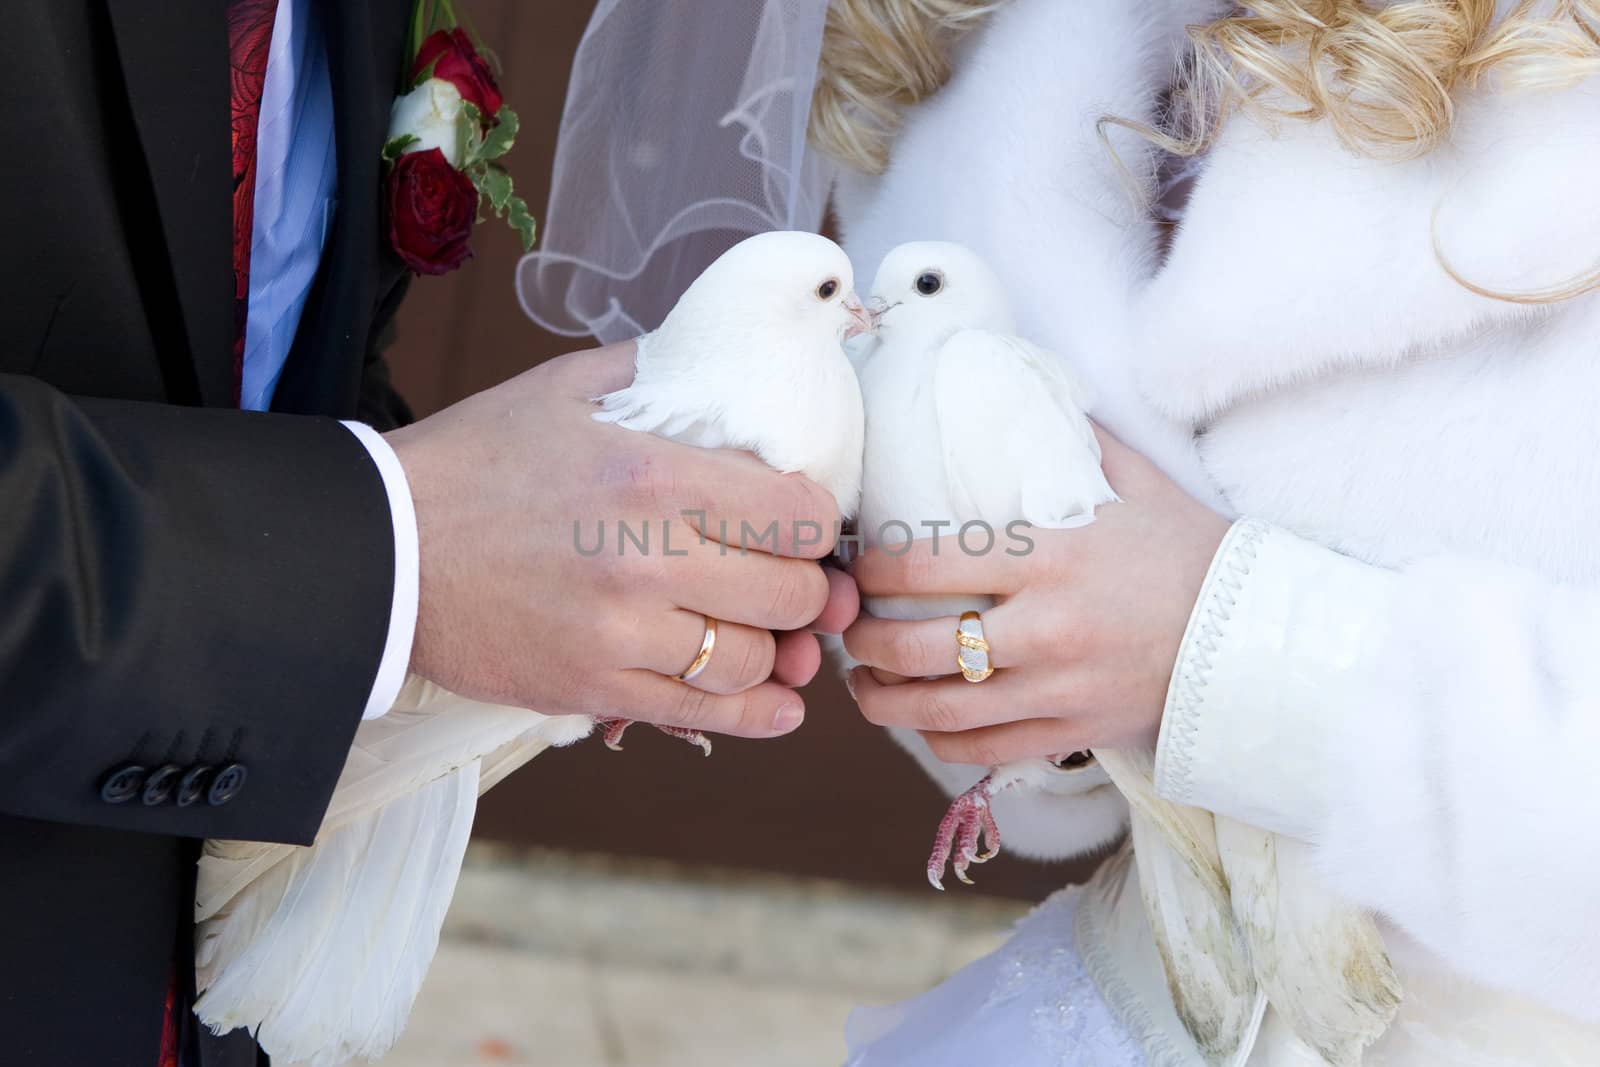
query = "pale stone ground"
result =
(360, 842, 1027, 1067)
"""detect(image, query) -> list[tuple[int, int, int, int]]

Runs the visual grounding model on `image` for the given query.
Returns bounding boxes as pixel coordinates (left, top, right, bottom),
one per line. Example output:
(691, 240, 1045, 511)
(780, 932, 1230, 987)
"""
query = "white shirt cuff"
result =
(340, 420, 419, 721)
(1152, 519, 1398, 839)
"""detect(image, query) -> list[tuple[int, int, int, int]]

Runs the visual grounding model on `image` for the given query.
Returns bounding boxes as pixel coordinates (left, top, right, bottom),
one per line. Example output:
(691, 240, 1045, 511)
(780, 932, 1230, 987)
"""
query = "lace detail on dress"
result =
(990, 889, 1145, 1065)
(846, 884, 1143, 1067)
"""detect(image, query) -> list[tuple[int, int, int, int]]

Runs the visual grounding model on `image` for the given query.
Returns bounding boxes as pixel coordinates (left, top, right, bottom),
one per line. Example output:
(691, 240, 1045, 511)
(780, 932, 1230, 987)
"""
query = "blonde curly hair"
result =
(810, 0, 1007, 173)
(813, 0, 1600, 169)
(811, 1, 1600, 299)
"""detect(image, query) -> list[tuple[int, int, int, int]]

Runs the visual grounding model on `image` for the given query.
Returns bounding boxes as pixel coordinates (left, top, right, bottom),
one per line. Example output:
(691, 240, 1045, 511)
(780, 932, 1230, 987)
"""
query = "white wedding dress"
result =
(845, 887, 1143, 1067)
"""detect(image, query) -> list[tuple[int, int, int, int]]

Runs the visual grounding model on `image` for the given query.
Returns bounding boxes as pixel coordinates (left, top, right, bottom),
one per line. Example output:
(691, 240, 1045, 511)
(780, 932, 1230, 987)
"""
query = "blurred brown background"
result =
(385, 0, 1084, 901)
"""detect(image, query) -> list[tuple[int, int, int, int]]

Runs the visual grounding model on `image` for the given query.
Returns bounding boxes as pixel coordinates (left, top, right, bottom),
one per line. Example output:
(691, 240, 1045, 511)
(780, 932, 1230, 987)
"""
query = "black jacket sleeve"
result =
(0, 375, 396, 845)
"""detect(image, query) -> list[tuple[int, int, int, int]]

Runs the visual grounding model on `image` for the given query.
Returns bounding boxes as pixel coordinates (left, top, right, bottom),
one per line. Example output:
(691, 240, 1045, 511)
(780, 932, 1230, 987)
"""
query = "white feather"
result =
(200, 765, 476, 1066)
(1214, 820, 1400, 1067)
(1096, 749, 1265, 1065)
(194, 681, 593, 1059)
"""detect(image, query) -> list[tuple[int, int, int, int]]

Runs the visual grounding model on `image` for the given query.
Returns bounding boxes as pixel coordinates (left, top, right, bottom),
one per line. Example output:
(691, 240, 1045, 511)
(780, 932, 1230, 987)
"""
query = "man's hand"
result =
(385, 344, 855, 738)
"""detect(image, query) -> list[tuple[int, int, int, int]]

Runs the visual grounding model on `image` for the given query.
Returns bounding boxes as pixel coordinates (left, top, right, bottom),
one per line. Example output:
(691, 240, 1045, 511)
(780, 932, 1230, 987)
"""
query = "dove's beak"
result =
(843, 294, 878, 339)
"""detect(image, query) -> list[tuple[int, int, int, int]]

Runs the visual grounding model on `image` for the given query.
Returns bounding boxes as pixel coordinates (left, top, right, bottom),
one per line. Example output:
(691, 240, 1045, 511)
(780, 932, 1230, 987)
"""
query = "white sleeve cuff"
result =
(1152, 519, 1398, 839)
(340, 420, 419, 721)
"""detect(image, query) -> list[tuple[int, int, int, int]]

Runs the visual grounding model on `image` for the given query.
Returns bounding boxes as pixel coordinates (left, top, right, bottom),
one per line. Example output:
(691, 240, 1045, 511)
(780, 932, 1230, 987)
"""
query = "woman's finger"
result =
(851, 536, 1030, 599)
(921, 717, 1091, 768)
(772, 630, 822, 687)
(842, 604, 1035, 678)
(633, 609, 776, 696)
(848, 665, 1059, 733)
(809, 565, 860, 634)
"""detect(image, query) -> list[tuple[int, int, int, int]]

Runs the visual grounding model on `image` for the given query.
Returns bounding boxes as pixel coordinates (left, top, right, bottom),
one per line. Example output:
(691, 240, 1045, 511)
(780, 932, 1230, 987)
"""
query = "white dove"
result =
(848, 241, 1398, 1066)
(192, 229, 869, 1066)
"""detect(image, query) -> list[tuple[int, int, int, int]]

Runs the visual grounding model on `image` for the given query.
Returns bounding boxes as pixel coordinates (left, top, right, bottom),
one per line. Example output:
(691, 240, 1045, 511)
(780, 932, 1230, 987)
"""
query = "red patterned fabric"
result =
(157, 11, 281, 1063)
(157, 961, 180, 1067)
(227, 0, 280, 403)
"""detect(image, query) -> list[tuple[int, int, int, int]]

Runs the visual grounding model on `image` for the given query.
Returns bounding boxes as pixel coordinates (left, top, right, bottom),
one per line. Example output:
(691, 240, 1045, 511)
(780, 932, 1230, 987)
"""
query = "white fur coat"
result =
(834, 0, 1600, 1051)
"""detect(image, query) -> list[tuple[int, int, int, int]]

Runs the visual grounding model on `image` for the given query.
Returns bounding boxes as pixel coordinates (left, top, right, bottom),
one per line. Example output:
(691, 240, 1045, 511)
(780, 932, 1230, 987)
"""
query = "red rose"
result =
(387, 148, 478, 275)
(412, 28, 504, 119)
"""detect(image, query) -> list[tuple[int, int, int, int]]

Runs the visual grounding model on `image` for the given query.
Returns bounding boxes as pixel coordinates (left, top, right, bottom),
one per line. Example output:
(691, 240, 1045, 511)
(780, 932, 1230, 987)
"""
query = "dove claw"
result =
(597, 718, 630, 752)
(926, 774, 1005, 890)
(595, 719, 712, 757)
(654, 725, 713, 756)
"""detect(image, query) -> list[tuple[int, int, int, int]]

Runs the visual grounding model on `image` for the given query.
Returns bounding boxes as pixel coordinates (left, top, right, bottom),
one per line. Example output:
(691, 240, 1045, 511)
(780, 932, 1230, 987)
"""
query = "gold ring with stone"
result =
(956, 611, 994, 683)
(677, 616, 719, 682)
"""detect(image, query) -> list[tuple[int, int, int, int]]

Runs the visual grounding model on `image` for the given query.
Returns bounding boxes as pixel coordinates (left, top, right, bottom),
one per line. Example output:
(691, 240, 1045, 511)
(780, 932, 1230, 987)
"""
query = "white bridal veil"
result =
(517, 0, 836, 343)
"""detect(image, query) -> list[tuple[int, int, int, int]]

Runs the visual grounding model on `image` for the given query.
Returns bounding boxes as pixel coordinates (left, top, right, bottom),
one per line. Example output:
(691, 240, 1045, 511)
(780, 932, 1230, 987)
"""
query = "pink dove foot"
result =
(596, 718, 713, 756)
(927, 774, 1006, 890)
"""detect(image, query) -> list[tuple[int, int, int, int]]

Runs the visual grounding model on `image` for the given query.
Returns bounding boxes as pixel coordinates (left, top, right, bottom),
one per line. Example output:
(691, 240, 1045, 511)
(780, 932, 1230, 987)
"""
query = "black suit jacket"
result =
(0, 2, 416, 1063)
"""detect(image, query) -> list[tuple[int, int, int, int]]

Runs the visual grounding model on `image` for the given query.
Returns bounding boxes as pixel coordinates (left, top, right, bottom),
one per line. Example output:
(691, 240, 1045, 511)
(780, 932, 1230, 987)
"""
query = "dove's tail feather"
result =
(1096, 748, 1263, 1066)
(194, 676, 593, 1065)
(1215, 817, 1402, 1067)
(195, 763, 479, 1066)
(195, 677, 592, 921)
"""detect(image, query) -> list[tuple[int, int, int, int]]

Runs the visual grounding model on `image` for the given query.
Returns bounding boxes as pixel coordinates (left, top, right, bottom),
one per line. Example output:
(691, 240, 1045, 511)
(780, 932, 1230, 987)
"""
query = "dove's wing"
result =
(194, 678, 592, 1063)
(931, 329, 1115, 529)
(1215, 819, 1400, 1066)
(1095, 749, 1265, 1066)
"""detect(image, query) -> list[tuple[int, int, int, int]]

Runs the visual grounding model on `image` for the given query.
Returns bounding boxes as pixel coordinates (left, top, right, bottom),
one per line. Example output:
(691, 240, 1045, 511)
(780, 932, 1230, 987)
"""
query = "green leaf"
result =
(478, 106, 519, 162)
(382, 134, 420, 163)
(478, 165, 514, 214)
(408, 1, 428, 70)
(505, 195, 537, 252)
(456, 101, 486, 165)
(455, 107, 482, 168)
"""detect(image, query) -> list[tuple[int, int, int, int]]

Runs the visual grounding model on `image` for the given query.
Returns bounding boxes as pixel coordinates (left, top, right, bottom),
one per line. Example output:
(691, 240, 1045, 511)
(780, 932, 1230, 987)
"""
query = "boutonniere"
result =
(383, 1, 535, 275)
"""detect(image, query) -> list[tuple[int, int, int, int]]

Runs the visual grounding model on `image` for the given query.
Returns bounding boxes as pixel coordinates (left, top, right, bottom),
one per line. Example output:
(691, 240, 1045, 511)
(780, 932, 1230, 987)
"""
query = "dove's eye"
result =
(817, 278, 840, 300)
(915, 271, 944, 296)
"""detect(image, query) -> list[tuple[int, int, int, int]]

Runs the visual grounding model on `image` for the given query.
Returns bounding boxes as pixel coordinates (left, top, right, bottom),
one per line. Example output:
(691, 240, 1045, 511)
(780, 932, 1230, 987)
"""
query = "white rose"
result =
(387, 78, 467, 168)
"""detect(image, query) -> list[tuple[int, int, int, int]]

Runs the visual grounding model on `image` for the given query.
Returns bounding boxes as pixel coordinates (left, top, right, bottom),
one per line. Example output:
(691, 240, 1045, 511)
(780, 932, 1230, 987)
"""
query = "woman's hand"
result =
(843, 427, 1229, 764)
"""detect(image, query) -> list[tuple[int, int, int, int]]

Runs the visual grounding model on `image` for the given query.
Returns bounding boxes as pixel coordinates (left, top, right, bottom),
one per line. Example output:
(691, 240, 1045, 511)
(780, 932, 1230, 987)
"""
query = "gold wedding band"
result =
(678, 616, 719, 682)
(957, 611, 994, 683)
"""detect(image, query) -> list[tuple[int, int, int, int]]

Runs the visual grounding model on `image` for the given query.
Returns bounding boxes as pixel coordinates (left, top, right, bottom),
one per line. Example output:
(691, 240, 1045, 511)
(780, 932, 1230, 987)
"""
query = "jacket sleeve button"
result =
(99, 765, 147, 804)
(140, 764, 184, 805)
(176, 766, 213, 808)
(207, 763, 248, 806)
